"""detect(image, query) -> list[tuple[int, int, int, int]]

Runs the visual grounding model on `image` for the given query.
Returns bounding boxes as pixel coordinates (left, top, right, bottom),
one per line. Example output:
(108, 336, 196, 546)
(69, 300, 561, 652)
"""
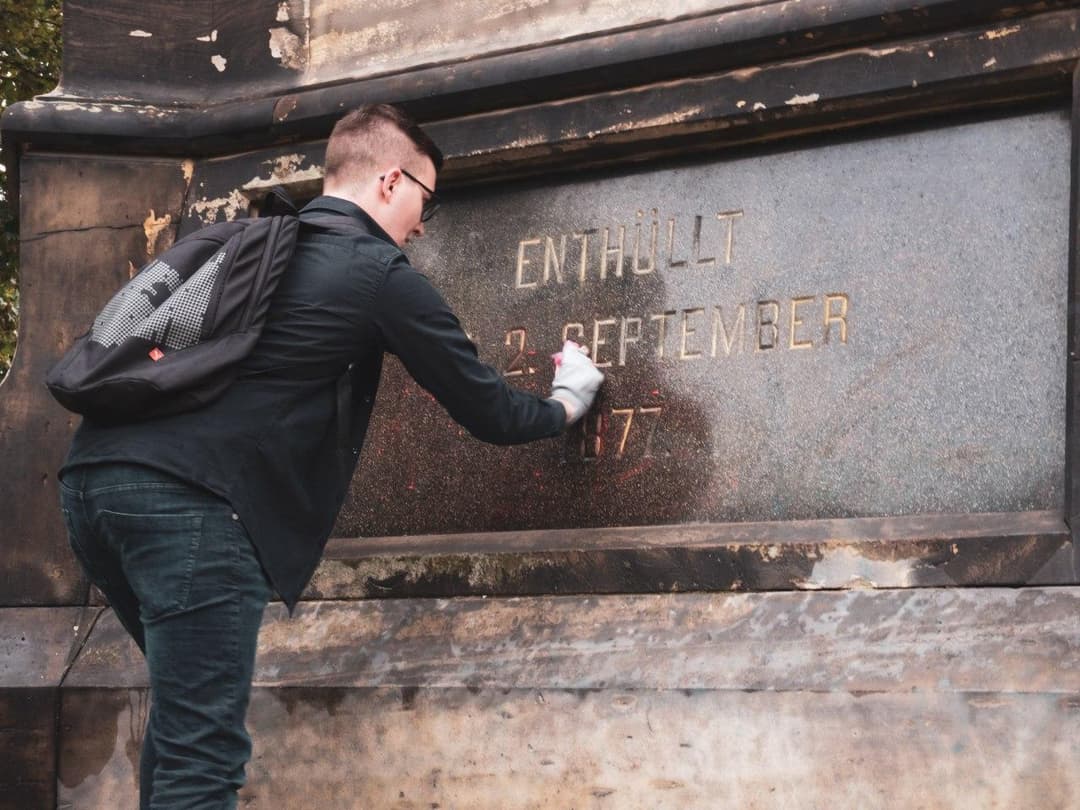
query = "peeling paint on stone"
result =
(277, 2, 290, 22)
(785, 92, 820, 105)
(142, 209, 172, 257)
(984, 57, 998, 68)
(136, 106, 177, 120)
(190, 189, 248, 224)
(268, 153, 304, 178)
(806, 547, 920, 590)
(181, 159, 194, 186)
(128, 29, 152, 37)
(54, 102, 104, 113)
(982, 24, 1022, 40)
(752, 102, 766, 111)
(269, 27, 305, 70)
(241, 164, 323, 192)
(211, 55, 228, 72)
(196, 30, 219, 43)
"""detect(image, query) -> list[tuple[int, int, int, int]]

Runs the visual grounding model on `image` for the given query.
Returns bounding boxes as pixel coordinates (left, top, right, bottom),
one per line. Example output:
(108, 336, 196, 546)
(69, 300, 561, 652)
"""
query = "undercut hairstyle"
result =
(324, 104, 444, 190)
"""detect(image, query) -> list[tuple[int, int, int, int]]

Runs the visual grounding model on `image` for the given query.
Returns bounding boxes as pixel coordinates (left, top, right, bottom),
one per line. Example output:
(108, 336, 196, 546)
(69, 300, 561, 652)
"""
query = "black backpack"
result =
(46, 190, 339, 423)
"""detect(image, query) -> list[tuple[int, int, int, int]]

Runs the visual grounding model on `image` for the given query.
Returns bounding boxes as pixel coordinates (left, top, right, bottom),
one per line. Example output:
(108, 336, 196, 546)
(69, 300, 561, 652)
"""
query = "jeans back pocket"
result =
(101, 511, 203, 623)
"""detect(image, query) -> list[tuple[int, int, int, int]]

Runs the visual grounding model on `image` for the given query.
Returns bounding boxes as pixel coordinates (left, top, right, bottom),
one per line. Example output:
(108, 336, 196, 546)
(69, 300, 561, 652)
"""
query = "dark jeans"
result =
(60, 463, 272, 810)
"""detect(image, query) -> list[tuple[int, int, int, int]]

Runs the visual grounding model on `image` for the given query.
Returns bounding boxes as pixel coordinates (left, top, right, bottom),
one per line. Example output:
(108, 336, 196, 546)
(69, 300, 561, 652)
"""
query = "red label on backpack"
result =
(149, 347, 165, 362)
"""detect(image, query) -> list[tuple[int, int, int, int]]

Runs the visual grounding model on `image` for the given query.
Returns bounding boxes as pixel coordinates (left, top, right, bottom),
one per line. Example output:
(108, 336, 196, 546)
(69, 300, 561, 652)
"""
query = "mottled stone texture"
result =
(57, 687, 1080, 810)
(0, 155, 191, 606)
(338, 112, 1071, 538)
(0, 608, 100, 809)
(4, 2, 1080, 807)
(308, 511, 1076, 600)
(60, 587, 1080, 808)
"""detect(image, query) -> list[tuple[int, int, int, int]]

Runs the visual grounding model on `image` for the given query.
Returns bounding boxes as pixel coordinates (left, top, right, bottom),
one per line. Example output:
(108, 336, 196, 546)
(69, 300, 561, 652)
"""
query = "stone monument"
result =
(3, 1, 1080, 806)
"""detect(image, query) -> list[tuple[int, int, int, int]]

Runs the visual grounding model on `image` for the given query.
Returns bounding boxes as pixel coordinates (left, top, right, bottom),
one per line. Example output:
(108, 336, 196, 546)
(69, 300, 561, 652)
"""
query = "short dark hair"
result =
(324, 104, 443, 189)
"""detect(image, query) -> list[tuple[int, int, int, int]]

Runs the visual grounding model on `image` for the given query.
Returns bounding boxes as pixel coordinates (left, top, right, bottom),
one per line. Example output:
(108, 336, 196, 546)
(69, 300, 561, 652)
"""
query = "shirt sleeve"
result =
(373, 256, 566, 445)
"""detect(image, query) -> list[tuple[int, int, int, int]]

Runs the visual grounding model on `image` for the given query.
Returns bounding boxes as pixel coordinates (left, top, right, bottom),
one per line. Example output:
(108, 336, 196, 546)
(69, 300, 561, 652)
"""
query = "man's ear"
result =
(380, 168, 402, 201)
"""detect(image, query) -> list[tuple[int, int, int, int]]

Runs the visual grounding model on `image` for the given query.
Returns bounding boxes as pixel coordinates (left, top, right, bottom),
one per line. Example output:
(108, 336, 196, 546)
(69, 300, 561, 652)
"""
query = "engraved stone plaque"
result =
(337, 112, 1069, 537)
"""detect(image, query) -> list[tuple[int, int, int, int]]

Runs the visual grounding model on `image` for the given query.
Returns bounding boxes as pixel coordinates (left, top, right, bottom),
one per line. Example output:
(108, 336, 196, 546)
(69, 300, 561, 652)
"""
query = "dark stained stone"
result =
(336, 111, 1071, 538)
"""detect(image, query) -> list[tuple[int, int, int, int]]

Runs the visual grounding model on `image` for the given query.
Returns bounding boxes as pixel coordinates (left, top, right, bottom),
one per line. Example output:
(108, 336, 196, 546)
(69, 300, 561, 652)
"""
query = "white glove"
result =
(550, 340, 604, 425)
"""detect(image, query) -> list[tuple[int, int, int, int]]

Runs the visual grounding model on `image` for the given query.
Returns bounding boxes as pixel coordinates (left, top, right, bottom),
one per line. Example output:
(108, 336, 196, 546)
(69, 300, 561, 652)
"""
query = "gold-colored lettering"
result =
(716, 210, 744, 265)
(789, 296, 815, 350)
(711, 305, 745, 357)
(592, 318, 617, 368)
(633, 209, 659, 275)
(824, 293, 849, 344)
(680, 308, 704, 360)
(618, 317, 643, 366)
(573, 404, 663, 461)
(667, 218, 687, 268)
(757, 300, 780, 351)
(581, 411, 603, 460)
(543, 235, 566, 285)
(692, 215, 715, 266)
(638, 406, 662, 457)
(600, 226, 625, 280)
(650, 311, 676, 359)
(572, 229, 597, 284)
(503, 328, 534, 376)
(515, 238, 541, 289)
(611, 408, 635, 458)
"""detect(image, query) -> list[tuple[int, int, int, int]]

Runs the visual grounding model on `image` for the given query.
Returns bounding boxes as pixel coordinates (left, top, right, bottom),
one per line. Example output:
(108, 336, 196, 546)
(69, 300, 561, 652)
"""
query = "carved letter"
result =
(572, 229, 597, 284)
(716, 210, 744, 265)
(503, 328, 534, 376)
(757, 300, 780, 351)
(650, 311, 676, 358)
(611, 408, 635, 458)
(692, 215, 715, 266)
(824, 293, 849, 344)
(515, 238, 541, 288)
(633, 209, 659, 275)
(619, 317, 643, 366)
(637, 406, 663, 457)
(600, 225, 625, 280)
(711, 304, 745, 357)
(543, 235, 567, 285)
(680, 308, 704, 360)
(667, 218, 687, 268)
(592, 318, 617, 368)
(789, 296, 815, 350)
(580, 411, 603, 460)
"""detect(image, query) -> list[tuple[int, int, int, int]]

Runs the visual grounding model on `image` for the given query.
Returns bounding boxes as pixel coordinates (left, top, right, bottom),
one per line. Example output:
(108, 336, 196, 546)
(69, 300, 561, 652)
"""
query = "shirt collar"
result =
(300, 195, 397, 246)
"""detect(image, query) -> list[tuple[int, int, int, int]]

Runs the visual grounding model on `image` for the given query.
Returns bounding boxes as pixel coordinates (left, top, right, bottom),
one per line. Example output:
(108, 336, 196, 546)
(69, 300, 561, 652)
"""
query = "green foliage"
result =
(0, 0, 63, 382)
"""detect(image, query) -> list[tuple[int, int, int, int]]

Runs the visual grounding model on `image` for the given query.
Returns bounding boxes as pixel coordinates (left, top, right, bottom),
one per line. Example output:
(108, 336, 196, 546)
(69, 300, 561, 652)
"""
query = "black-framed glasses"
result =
(394, 168, 440, 222)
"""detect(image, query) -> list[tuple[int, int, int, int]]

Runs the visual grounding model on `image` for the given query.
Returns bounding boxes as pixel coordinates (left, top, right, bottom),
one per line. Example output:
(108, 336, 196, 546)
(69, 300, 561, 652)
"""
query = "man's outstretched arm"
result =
(374, 258, 602, 444)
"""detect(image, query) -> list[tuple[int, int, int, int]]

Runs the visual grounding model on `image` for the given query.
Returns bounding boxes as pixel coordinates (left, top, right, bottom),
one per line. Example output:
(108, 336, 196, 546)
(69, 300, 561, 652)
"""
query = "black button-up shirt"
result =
(62, 196, 566, 608)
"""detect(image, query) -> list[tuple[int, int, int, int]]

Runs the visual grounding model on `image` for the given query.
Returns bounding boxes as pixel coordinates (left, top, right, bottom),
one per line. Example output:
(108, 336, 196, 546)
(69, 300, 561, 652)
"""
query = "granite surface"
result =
(336, 111, 1070, 537)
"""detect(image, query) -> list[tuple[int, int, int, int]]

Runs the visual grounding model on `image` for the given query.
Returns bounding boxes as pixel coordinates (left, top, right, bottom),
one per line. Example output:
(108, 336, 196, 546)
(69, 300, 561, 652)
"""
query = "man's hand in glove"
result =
(550, 340, 604, 425)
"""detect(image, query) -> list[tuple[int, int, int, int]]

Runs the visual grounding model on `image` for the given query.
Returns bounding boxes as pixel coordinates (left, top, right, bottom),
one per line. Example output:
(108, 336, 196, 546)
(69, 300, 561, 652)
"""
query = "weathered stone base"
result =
(56, 586, 1080, 808)
(58, 686, 1080, 810)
